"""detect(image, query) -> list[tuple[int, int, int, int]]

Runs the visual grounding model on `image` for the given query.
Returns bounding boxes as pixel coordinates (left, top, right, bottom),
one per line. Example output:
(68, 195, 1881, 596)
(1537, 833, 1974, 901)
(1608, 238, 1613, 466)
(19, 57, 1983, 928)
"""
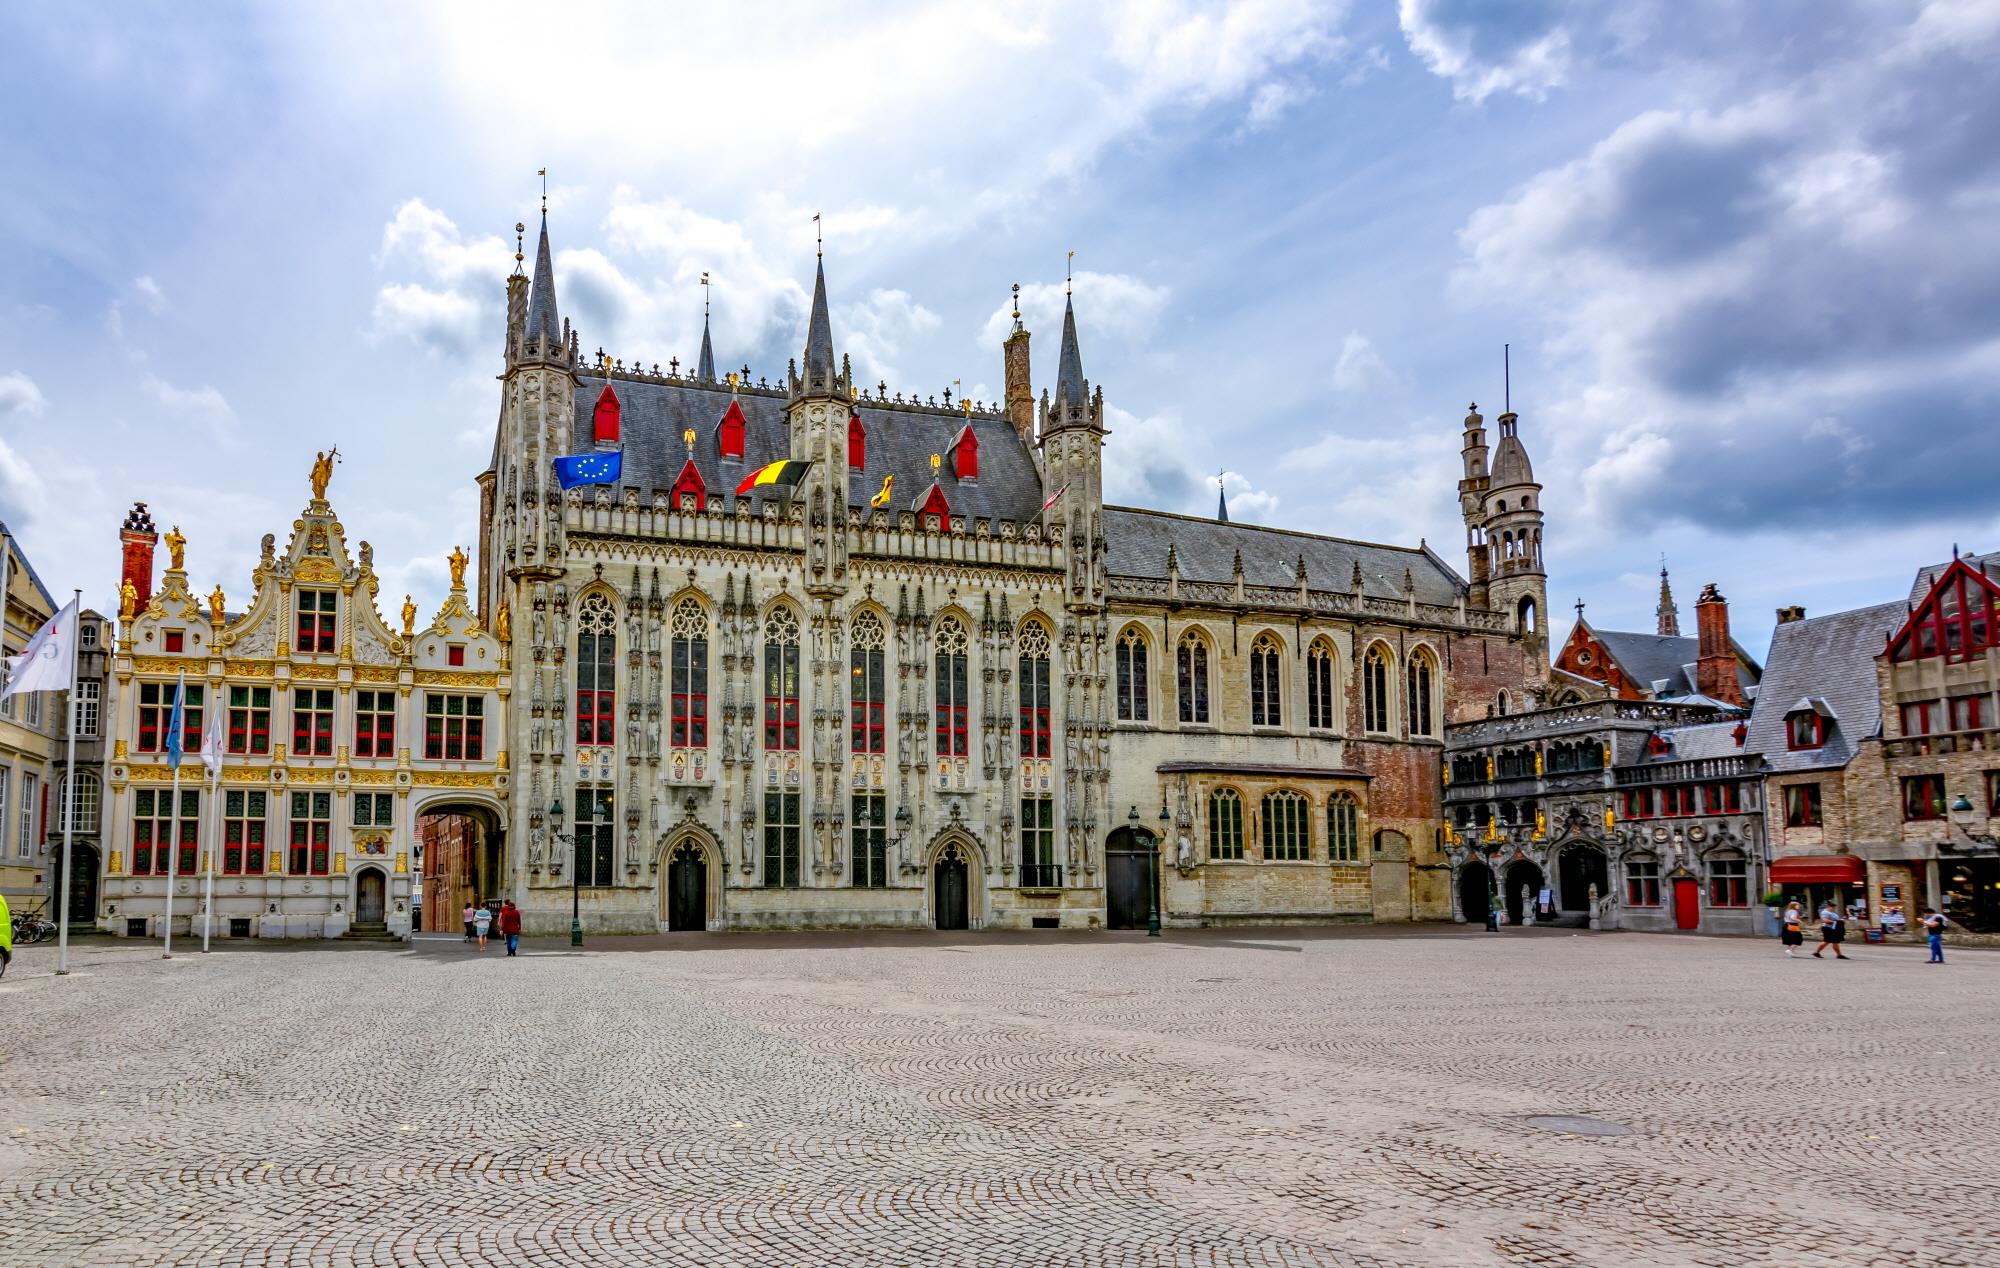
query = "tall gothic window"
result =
(1249, 633, 1283, 728)
(575, 592, 617, 746)
(764, 791, 801, 887)
(1327, 793, 1361, 862)
(934, 617, 970, 757)
(763, 606, 802, 752)
(1363, 645, 1392, 734)
(850, 611, 886, 754)
(1177, 633, 1210, 724)
(1018, 621, 1052, 758)
(1262, 790, 1310, 861)
(851, 792, 888, 887)
(1307, 639, 1336, 730)
(669, 598, 708, 748)
(1208, 787, 1244, 860)
(1407, 649, 1436, 738)
(1020, 796, 1058, 886)
(574, 786, 616, 886)
(1115, 627, 1149, 722)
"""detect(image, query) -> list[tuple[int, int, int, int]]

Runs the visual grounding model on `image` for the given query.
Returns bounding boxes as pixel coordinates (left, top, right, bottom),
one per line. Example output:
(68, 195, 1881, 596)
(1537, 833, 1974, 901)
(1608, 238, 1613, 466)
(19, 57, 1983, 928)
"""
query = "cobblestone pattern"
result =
(1, 929, 1995, 1267)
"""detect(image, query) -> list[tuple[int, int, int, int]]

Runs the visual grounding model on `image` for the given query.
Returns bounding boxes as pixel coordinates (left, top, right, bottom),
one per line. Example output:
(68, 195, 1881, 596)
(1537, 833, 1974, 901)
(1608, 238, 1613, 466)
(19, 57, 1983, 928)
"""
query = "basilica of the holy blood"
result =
(479, 212, 1549, 936)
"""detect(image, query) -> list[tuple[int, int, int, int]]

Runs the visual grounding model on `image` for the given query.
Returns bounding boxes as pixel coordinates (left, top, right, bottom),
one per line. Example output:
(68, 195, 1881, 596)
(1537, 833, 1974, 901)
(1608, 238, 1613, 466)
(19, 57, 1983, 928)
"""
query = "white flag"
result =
(1, 596, 79, 700)
(200, 706, 226, 780)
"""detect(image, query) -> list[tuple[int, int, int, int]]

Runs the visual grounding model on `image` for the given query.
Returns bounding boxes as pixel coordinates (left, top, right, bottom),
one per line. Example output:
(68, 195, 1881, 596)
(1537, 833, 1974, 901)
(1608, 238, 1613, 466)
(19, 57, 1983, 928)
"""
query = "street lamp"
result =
(549, 796, 583, 947)
(1154, 802, 1172, 936)
(1948, 795, 1998, 850)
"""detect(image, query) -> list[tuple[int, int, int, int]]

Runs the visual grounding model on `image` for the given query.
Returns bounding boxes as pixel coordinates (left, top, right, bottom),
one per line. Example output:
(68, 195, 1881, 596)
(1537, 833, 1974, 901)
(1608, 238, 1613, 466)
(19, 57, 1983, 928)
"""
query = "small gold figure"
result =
(447, 545, 468, 590)
(401, 594, 417, 637)
(869, 473, 895, 508)
(208, 586, 226, 624)
(310, 449, 338, 500)
(119, 578, 138, 621)
(164, 525, 186, 572)
(495, 601, 512, 644)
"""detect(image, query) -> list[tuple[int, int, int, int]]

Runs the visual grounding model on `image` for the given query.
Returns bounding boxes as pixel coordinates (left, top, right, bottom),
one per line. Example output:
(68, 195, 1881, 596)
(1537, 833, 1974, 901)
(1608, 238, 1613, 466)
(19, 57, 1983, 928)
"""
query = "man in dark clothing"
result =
(499, 901, 523, 957)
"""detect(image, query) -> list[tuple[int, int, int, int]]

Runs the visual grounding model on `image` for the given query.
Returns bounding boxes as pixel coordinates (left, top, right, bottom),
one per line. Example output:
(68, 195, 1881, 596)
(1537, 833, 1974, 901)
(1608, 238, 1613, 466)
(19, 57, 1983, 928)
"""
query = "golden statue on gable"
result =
(208, 586, 226, 624)
(119, 578, 138, 621)
(310, 448, 339, 501)
(448, 545, 468, 590)
(164, 525, 186, 572)
(401, 594, 417, 638)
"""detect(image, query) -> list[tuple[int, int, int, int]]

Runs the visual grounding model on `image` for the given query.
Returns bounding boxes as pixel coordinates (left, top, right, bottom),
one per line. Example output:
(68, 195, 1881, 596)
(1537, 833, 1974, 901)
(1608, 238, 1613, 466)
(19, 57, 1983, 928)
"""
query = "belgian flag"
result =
(734, 458, 813, 496)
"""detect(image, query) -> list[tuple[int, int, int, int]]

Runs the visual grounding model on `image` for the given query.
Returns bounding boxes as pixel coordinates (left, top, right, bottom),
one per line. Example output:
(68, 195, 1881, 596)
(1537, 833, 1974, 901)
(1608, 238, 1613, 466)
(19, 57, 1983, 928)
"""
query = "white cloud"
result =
(1282, 424, 1457, 546)
(0, 372, 50, 525)
(370, 199, 514, 357)
(1101, 403, 1278, 520)
(132, 275, 166, 313)
(979, 273, 1172, 350)
(0, 370, 46, 419)
(837, 289, 943, 388)
(1331, 332, 1390, 390)
(142, 375, 238, 445)
(1399, 0, 1572, 102)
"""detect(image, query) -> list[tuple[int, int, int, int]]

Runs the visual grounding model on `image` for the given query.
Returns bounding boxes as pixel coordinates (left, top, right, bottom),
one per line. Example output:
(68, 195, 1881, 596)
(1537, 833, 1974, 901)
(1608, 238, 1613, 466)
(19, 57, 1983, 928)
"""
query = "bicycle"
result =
(11, 909, 56, 944)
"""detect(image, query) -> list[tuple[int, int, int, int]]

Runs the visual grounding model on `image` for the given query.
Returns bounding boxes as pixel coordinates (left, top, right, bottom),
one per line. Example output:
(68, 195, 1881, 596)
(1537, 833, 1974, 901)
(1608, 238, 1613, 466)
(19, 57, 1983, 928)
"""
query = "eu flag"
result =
(165, 674, 187, 771)
(553, 452, 623, 489)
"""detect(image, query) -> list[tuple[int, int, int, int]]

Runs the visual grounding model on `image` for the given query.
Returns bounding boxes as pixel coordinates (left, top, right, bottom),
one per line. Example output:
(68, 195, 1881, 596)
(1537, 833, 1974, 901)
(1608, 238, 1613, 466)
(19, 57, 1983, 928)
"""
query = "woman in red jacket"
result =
(498, 901, 523, 957)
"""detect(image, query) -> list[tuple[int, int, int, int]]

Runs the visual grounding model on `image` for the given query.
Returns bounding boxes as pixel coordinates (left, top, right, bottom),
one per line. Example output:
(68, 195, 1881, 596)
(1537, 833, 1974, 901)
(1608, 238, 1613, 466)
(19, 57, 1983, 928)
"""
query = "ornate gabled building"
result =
(1550, 572, 1762, 707)
(98, 478, 509, 941)
(479, 211, 1550, 935)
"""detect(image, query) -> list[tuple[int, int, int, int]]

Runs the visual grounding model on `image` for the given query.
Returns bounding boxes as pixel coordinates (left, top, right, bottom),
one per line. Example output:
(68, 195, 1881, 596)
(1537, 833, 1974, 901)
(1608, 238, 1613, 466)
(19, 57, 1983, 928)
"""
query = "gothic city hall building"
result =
(97, 211, 1551, 940)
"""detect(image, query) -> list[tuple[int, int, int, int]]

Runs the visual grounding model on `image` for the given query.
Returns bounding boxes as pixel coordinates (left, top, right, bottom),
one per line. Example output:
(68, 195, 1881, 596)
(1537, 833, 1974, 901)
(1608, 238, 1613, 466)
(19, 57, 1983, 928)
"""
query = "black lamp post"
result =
(1127, 806, 1162, 937)
(1153, 802, 1172, 937)
(549, 796, 582, 947)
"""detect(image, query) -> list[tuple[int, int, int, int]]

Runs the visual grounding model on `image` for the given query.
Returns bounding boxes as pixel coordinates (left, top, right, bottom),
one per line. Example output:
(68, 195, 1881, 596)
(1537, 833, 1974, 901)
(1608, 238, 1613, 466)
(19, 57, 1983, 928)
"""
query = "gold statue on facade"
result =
(119, 578, 138, 621)
(495, 600, 512, 644)
(208, 586, 226, 624)
(164, 525, 186, 572)
(447, 545, 468, 590)
(310, 448, 339, 500)
(401, 594, 417, 637)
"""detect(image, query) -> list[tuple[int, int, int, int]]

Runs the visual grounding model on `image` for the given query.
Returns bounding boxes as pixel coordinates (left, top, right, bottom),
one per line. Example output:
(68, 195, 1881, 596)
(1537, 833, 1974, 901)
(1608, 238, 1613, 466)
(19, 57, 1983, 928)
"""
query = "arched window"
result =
(1496, 689, 1511, 717)
(1327, 793, 1360, 862)
(1307, 639, 1336, 730)
(1177, 632, 1210, 725)
(850, 611, 886, 754)
(1018, 621, 1053, 757)
(1115, 627, 1149, 722)
(934, 617, 970, 757)
(1407, 649, 1436, 738)
(1208, 787, 1244, 860)
(1518, 596, 1539, 634)
(575, 592, 617, 746)
(1250, 633, 1282, 727)
(669, 598, 708, 748)
(1261, 790, 1309, 861)
(763, 607, 802, 752)
(1363, 645, 1392, 734)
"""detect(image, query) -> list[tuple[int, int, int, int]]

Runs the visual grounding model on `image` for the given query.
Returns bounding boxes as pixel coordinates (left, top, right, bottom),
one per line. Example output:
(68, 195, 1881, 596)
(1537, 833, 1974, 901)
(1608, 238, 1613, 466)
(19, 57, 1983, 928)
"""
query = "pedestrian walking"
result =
(499, 900, 522, 957)
(473, 903, 492, 951)
(462, 902, 476, 943)
(1780, 901, 1805, 956)
(1921, 907, 1948, 963)
(1812, 902, 1849, 959)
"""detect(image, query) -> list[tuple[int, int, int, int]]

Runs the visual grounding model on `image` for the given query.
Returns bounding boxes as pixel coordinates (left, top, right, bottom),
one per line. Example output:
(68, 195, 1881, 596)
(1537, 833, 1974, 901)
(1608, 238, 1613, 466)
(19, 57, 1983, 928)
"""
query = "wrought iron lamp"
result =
(1948, 795, 1998, 851)
(548, 796, 583, 946)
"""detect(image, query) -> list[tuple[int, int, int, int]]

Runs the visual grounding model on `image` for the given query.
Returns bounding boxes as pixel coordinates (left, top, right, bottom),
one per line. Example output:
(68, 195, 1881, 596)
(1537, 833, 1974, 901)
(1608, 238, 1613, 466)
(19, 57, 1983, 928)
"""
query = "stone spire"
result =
(1055, 295, 1084, 407)
(1656, 562, 1681, 637)
(1216, 473, 1229, 523)
(804, 257, 834, 383)
(697, 312, 716, 382)
(525, 211, 560, 350)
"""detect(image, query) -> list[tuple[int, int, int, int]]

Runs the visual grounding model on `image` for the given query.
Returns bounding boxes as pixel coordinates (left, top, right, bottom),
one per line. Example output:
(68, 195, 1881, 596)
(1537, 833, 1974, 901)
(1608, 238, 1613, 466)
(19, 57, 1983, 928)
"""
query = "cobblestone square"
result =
(1, 928, 1994, 1267)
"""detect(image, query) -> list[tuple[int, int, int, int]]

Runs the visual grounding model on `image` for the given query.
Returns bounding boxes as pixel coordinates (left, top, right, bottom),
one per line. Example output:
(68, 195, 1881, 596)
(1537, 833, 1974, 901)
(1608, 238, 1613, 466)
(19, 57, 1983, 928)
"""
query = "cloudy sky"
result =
(2, 0, 1997, 654)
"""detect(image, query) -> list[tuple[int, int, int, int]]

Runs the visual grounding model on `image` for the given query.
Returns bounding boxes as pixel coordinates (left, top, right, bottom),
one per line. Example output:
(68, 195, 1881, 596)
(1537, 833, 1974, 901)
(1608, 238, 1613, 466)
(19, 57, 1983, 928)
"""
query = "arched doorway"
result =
(1504, 860, 1543, 926)
(354, 868, 387, 927)
(53, 842, 99, 929)
(1459, 861, 1493, 924)
(935, 842, 971, 930)
(665, 839, 707, 932)
(1558, 843, 1609, 913)
(1104, 826, 1157, 930)
(415, 802, 505, 935)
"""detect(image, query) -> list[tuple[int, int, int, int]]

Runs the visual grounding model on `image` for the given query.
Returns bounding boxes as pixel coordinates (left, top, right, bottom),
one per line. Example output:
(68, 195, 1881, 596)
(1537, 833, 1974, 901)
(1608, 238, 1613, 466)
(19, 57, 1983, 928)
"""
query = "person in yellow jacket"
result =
(0, 890, 12, 977)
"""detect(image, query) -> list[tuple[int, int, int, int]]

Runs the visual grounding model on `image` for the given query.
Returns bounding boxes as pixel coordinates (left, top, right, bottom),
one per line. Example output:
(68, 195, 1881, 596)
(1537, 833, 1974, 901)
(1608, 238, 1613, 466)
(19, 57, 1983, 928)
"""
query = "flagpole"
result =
(202, 762, 218, 953)
(55, 589, 80, 976)
(162, 672, 184, 960)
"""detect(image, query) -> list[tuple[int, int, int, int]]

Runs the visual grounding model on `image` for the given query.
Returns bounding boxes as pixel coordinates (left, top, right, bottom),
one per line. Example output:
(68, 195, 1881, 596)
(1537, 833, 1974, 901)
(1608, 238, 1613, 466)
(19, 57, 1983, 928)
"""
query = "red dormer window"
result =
(1787, 711, 1826, 749)
(918, 483, 951, 529)
(1888, 557, 2000, 663)
(717, 399, 745, 460)
(671, 458, 707, 511)
(848, 413, 866, 470)
(951, 425, 979, 480)
(592, 384, 621, 444)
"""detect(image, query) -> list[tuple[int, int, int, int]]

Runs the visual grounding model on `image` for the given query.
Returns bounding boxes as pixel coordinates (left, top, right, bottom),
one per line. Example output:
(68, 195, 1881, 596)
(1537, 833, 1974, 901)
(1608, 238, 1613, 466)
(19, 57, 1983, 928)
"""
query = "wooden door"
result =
(356, 870, 386, 924)
(1673, 877, 1700, 930)
(935, 853, 969, 930)
(1106, 851, 1150, 929)
(667, 844, 706, 931)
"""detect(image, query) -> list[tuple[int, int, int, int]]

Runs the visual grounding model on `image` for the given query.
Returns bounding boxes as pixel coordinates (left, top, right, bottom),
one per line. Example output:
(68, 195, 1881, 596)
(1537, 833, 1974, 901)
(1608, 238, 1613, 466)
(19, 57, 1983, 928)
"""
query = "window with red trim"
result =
(227, 686, 271, 755)
(288, 790, 331, 875)
(1786, 711, 1825, 749)
(1018, 622, 1052, 757)
(135, 681, 203, 754)
(717, 399, 746, 459)
(1900, 700, 1938, 736)
(424, 694, 484, 760)
(295, 589, 337, 653)
(132, 787, 199, 876)
(919, 484, 951, 527)
(447, 645, 465, 667)
(574, 593, 616, 746)
(1901, 774, 1946, 821)
(953, 429, 979, 479)
(1784, 783, 1822, 827)
(592, 383, 621, 443)
(1622, 788, 1653, 819)
(850, 612, 886, 753)
(1702, 781, 1742, 814)
(354, 689, 395, 758)
(163, 629, 185, 653)
(1889, 560, 2000, 663)
(763, 607, 802, 752)
(669, 599, 708, 748)
(1658, 785, 1697, 817)
(671, 459, 706, 510)
(1708, 855, 1749, 907)
(934, 618, 970, 757)
(293, 688, 335, 757)
(223, 790, 266, 875)
(1626, 855, 1661, 906)
(1948, 694, 1987, 732)
(847, 414, 866, 470)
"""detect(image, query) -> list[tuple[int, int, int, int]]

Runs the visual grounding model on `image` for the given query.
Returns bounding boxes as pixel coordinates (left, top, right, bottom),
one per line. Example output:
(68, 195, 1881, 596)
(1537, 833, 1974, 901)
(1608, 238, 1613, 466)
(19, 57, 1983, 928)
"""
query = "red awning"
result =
(1770, 855, 1866, 884)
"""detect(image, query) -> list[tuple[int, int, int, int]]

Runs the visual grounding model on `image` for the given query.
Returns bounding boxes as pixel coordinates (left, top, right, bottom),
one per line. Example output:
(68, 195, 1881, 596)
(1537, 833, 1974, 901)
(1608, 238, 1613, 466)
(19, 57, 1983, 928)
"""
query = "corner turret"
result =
(1035, 287, 1107, 612)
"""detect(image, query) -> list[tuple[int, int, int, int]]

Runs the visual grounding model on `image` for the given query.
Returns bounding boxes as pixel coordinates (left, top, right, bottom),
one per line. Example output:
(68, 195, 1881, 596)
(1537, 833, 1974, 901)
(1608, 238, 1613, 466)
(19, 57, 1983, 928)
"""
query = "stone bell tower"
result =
(1037, 291, 1107, 612)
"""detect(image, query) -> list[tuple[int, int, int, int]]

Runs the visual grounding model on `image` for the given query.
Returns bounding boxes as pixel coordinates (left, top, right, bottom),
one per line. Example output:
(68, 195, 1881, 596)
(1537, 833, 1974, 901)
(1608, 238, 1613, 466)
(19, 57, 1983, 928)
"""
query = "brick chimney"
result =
(1694, 583, 1743, 706)
(119, 501, 159, 613)
(1002, 287, 1035, 445)
(1775, 605, 1806, 624)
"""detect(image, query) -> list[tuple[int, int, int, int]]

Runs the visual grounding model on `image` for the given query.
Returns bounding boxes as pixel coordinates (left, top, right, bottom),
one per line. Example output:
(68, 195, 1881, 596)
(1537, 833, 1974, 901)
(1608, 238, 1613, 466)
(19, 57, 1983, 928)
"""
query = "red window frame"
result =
(135, 682, 203, 754)
(764, 640, 801, 752)
(717, 399, 746, 459)
(163, 629, 185, 653)
(847, 413, 866, 470)
(850, 643, 885, 754)
(671, 631, 708, 748)
(354, 689, 396, 758)
(132, 787, 198, 876)
(288, 790, 331, 875)
(671, 459, 706, 510)
(1702, 782, 1741, 814)
(953, 429, 978, 479)
(1784, 783, 1823, 828)
(1899, 701, 1937, 737)
(424, 694, 484, 761)
(227, 685, 271, 755)
(292, 688, 335, 757)
(1019, 647, 1051, 758)
(1948, 694, 1986, 732)
(295, 589, 337, 654)
(1708, 858, 1749, 907)
(447, 644, 466, 667)
(1786, 711, 1825, 749)
(1626, 858, 1661, 907)
(592, 383, 621, 444)
(1657, 785, 1697, 817)
(576, 624, 616, 747)
(1889, 562, 2000, 663)
(1901, 774, 1946, 821)
(935, 644, 969, 758)
(1622, 789, 1652, 819)
(222, 790, 266, 875)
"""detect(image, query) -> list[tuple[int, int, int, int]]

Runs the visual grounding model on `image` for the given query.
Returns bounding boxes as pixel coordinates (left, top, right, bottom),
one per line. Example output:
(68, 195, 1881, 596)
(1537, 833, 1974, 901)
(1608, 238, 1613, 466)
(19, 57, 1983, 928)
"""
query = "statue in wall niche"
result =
(495, 602, 511, 645)
(1175, 832, 1194, 871)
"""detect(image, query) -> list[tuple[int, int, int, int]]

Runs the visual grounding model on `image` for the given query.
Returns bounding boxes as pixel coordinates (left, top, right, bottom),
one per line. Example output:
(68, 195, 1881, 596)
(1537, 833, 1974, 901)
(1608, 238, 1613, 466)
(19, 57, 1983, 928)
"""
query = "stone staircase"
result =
(341, 921, 400, 944)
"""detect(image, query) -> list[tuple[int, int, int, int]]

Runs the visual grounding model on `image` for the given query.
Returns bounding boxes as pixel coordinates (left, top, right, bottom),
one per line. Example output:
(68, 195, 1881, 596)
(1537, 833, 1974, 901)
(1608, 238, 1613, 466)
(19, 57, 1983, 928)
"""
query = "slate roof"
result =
(569, 376, 1047, 522)
(1587, 626, 1760, 699)
(1646, 719, 1748, 765)
(1101, 508, 1467, 602)
(1908, 549, 2000, 603)
(0, 519, 56, 610)
(1744, 600, 1905, 774)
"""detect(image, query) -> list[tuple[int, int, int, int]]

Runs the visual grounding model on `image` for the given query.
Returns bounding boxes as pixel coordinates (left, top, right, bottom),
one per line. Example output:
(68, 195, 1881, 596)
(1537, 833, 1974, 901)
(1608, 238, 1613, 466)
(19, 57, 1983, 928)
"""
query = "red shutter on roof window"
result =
(592, 384, 621, 444)
(672, 459, 707, 510)
(847, 414, 865, 470)
(718, 400, 745, 459)
(920, 484, 952, 521)
(954, 429, 978, 479)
